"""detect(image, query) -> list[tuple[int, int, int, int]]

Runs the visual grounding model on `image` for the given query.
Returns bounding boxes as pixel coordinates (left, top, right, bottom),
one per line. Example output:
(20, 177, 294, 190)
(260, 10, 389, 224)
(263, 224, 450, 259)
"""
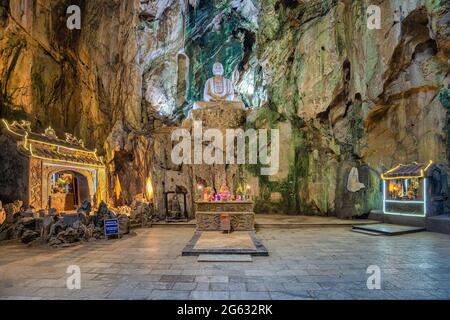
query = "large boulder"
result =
(71, 220, 90, 239)
(21, 229, 39, 244)
(77, 200, 92, 215)
(0, 224, 13, 241)
(3, 200, 23, 224)
(56, 227, 79, 244)
(18, 217, 37, 230)
(48, 218, 67, 240)
(93, 226, 104, 239)
(62, 212, 89, 227)
(83, 223, 95, 240)
(93, 201, 116, 227)
(48, 237, 63, 246)
(20, 207, 36, 218)
(130, 201, 154, 226)
(118, 214, 130, 235)
(115, 206, 132, 217)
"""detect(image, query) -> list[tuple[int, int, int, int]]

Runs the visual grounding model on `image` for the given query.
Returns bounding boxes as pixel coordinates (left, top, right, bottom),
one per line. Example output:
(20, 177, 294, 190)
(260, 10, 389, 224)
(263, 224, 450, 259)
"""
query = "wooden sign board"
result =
(104, 219, 119, 239)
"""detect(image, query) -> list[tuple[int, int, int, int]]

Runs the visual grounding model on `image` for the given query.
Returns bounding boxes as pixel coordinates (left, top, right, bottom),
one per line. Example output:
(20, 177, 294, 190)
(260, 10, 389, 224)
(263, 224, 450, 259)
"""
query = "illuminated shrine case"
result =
(382, 161, 450, 217)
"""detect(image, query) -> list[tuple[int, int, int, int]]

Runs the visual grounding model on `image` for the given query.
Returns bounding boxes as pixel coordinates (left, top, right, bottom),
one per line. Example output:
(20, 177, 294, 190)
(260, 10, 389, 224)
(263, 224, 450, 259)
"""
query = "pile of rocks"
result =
(0, 200, 130, 247)
(113, 199, 155, 227)
(0, 200, 36, 242)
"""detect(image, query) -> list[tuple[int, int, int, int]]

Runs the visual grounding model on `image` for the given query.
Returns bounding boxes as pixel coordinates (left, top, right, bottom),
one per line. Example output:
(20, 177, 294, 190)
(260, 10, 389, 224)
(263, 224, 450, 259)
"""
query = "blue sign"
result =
(104, 219, 119, 237)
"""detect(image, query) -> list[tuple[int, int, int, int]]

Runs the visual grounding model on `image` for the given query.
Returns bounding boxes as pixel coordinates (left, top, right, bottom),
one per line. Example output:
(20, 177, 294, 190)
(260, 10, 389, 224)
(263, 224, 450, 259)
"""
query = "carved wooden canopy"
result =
(1, 119, 104, 168)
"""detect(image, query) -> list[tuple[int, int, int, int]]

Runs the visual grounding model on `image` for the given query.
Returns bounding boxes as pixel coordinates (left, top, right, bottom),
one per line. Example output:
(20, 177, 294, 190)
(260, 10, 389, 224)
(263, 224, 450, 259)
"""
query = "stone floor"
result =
(1, 227, 450, 300)
(194, 232, 256, 250)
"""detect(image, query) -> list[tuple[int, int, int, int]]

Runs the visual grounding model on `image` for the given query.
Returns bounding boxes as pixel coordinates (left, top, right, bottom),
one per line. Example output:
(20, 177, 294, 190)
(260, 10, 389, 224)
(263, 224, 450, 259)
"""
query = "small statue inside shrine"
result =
(203, 187, 212, 201)
(170, 195, 182, 219)
(219, 184, 231, 201)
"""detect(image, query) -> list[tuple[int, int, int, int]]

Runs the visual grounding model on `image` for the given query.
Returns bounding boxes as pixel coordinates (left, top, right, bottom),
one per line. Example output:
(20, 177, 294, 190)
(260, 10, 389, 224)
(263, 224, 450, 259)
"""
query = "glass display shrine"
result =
(381, 160, 446, 217)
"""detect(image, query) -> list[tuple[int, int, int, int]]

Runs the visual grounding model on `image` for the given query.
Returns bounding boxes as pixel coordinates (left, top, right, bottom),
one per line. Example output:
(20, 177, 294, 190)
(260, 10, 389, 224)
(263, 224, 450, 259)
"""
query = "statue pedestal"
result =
(194, 101, 244, 110)
(195, 201, 255, 231)
(182, 101, 248, 206)
(186, 101, 246, 129)
(184, 100, 253, 231)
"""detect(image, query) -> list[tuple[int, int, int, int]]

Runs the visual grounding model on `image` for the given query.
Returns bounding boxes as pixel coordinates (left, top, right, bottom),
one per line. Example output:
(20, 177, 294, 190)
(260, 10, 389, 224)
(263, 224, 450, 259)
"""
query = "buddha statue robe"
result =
(203, 62, 235, 102)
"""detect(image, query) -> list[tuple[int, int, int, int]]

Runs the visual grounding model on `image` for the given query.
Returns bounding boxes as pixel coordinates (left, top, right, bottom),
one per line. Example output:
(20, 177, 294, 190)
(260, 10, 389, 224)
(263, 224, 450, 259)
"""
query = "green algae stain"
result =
(439, 88, 450, 162)
(185, 1, 253, 103)
(245, 103, 307, 214)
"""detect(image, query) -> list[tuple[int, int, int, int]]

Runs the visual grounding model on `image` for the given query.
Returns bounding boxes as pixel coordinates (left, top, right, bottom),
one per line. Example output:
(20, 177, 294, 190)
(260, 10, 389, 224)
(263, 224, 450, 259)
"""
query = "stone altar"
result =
(195, 201, 255, 231)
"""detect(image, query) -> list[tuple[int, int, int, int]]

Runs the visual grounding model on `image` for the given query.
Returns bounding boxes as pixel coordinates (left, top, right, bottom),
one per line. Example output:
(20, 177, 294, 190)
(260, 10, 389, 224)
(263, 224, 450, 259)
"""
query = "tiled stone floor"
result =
(194, 231, 256, 250)
(1, 227, 450, 300)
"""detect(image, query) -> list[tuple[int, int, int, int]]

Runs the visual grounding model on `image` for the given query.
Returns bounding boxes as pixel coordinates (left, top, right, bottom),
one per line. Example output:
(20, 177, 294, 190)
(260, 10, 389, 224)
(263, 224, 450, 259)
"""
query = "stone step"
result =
(255, 221, 378, 229)
(351, 228, 384, 236)
(352, 223, 425, 236)
(152, 220, 196, 228)
(197, 254, 253, 262)
(149, 219, 379, 229)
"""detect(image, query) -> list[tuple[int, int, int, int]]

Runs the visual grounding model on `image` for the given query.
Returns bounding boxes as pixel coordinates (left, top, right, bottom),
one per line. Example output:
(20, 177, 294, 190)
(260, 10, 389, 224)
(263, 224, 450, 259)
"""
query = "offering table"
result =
(195, 201, 255, 231)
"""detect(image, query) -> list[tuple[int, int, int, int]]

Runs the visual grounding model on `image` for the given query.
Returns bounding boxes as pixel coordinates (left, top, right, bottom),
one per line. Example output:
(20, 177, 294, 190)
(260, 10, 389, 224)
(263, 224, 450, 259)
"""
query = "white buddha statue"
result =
(203, 62, 235, 102)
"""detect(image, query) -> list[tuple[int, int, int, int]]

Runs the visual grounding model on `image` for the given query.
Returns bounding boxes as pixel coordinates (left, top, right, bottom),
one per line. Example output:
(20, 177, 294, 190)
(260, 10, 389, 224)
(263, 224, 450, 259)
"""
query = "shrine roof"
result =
(1, 119, 104, 167)
(381, 161, 434, 180)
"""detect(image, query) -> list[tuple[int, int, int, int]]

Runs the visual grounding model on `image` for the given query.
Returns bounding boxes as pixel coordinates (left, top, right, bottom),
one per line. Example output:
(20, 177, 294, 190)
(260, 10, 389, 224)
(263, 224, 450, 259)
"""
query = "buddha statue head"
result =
(212, 62, 224, 77)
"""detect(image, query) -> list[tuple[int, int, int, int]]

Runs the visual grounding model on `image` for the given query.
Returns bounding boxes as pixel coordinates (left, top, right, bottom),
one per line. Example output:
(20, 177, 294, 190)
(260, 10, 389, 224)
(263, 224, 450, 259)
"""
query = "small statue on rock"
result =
(347, 167, 365, 193)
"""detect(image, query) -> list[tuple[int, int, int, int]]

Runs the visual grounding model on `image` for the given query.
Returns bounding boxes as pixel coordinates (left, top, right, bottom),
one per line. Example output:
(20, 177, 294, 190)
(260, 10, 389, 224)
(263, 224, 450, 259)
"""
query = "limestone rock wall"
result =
(250, 0, 449, 217)
(0, 134, 29, 204)
(1, 0, 449, 217)
(0, 0, 142, 150)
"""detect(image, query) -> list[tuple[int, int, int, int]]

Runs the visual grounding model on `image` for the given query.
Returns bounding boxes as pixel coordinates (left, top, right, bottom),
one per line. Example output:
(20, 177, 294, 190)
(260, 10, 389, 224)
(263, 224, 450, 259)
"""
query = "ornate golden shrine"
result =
(0, 119, 107, 211)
